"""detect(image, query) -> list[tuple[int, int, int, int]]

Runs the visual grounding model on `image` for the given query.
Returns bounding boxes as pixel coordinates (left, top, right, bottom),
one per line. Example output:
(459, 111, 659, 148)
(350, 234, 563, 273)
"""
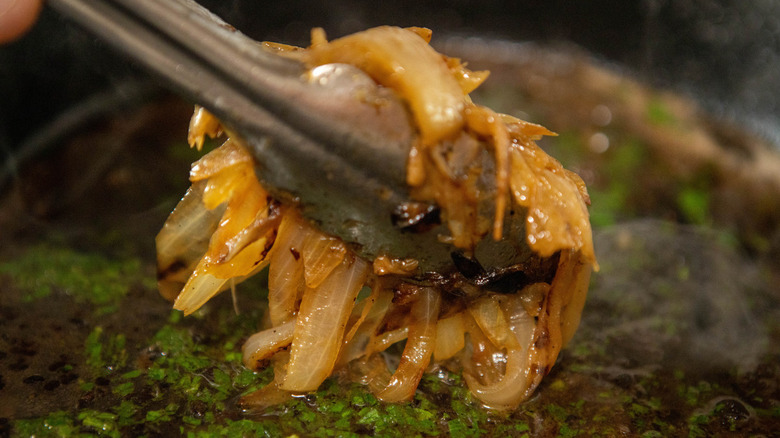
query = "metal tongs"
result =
(48, 0, 518, 274)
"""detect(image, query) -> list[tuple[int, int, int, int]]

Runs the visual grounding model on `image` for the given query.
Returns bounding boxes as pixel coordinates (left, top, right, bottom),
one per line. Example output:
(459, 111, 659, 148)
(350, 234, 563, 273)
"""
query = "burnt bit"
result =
(451, 251, 485, 280)
(289, 247, 301, 261)
(484, 270, 531, 294)
(440, 251, 560, 295)
(257, 229, 278, 263)
(392, 282, 421, 305)
(252, 345, 289, 370)
(392, 202, 441, 233)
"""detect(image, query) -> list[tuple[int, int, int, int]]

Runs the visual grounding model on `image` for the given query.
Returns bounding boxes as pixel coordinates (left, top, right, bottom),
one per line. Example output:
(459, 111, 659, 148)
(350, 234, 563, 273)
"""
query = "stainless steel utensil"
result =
(48, 0, 527, 275)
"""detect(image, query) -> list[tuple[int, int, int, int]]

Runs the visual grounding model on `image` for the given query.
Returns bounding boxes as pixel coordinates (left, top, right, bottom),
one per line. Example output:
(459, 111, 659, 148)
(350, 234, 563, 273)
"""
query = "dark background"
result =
(2, 0, 779, 174)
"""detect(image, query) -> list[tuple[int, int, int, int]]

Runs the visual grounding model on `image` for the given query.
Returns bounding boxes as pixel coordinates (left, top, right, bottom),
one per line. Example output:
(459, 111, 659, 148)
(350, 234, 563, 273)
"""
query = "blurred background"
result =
(2, 0, 780, 161)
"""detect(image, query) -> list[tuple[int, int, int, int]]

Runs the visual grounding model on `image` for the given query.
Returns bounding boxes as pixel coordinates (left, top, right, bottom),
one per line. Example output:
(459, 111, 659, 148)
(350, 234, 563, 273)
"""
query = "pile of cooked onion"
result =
(156, 26, 595, 410)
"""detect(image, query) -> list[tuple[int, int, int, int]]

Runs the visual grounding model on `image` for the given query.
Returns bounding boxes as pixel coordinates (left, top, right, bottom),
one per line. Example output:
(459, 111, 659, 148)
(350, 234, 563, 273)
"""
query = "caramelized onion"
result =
(469, 295, 519, 350)
(173, 269, 229, 315)
(542, 250, 591, 356)
(377, 287, 440, 402)
(267, 213, 308, 325)
(156, 182, 224, 301)
(372, 256, 419, 276)
(187, 105, 223, 150)
(189, 140, 253, 184)
(158, 25, 597, 411)
(338, 287, 394, 366)
(462, 105, 511, 241)
(465, 346, 531, 409)
(558, 252, 592, 346)
(371, 326, 410, 354)
(433, 312, 466, 361)
(281, 256, 369, 391)
(307, 26, 465, 145)
(160, 141, 279, 315)
(465, 294, 537, 409)
(509, 143, 595, 263)
(301, 230, 347, 289)
(242, 320, 295, 369)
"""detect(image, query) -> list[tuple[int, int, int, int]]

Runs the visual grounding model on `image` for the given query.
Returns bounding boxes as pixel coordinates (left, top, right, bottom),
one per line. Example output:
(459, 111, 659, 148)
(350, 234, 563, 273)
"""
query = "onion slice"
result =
(339, 286, 394, 365)
(301, 232, 347, 289)
(509, 143, 595, 264)
(307, 26, 465, 145)
(434, 312, 466, 361)
(465, 294, 536, 409)
(463, 105, 511, 241)
(267, 213, 308, 325)
(464, 347, 530, 409)
(242, 320, 295, 370)
(172, 268, 228, 316)
(156, 182, 224, 301)
(166, 142, 278, 314)
(189, 139, 253, 183)
(187, 105, 222, 150)
(173, 237, 272, 315)
(377, 287, 440, 402)
(281, 256, 369, 392)
(468, 295, 518, 350)
(557, 251, 592, 346)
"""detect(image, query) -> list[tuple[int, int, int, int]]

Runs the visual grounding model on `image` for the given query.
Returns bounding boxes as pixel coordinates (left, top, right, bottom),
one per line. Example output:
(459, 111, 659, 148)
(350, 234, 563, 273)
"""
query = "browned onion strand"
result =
(558, 251, 593, 346)
(308, 26, 466, 145)
(300, 230, 347, 289)
(463, 292, 539, 409)
(156, 25, 596, 411)
(469, 295, 519, 350)
(461, 314, 505, 386)
(242, 319, 295, 369)
(162, 141, 278, 316)
(465, 346, 532, 409)
(463, 106, 511, 241)
(267, 212, 308, 326)
(542, 250, 591, 358)
(376, 287, 441, 402)
(338, 286, 394, 366)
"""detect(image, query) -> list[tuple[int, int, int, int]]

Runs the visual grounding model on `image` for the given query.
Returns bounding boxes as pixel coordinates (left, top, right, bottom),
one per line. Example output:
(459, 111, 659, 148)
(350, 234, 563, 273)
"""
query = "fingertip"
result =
(0, 0, 43, 44)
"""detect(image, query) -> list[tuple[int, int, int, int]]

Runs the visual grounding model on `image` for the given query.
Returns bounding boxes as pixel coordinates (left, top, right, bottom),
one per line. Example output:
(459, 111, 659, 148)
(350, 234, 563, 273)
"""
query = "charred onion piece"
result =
(156, 26, 596, 410)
